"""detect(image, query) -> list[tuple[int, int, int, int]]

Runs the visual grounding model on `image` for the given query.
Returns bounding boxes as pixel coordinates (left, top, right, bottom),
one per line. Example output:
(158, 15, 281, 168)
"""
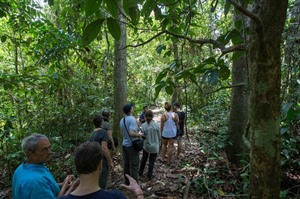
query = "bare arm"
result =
(160, 114, 165, 132)
(173, 113, 180, 129)
(129, 130, 144, 138)
(101, 141, 113, 168)
(107, 129, 116, 151)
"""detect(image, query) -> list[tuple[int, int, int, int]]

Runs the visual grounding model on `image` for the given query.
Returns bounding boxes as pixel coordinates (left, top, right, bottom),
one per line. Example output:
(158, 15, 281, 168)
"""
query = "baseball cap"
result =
(123, 103, 134, 114)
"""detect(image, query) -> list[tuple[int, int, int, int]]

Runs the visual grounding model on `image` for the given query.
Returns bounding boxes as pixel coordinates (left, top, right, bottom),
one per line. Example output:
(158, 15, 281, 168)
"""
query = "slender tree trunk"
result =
(248, 1, 288, 198)
(227, 55, 249, 165)
(103, 31, 110, 97)
(113, 1, 127, 139)
(226, 6, 249, 166)
(283, 0, 300, 99)
(14, 32, 18, 74)
(171, 39, 179, 103)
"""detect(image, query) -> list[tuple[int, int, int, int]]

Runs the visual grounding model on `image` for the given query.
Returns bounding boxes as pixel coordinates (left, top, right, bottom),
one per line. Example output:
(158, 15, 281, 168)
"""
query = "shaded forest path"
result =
(108, 106, 233, 199)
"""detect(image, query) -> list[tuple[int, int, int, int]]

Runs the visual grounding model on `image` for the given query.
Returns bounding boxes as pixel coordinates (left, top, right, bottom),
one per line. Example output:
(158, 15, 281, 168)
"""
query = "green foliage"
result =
(280, 102, 300, 171)
(82, 19, 104, 46)
(107, 17, 121, 40)
(0, 0, 298, 198)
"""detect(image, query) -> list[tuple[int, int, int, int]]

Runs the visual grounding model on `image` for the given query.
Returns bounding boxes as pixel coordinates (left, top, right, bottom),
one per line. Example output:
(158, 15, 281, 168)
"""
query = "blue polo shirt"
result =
(12, 161, 60, 199)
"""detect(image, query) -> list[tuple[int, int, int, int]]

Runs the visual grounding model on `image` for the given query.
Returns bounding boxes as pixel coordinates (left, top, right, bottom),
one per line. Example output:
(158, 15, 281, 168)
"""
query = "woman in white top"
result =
(160, 102, 179, 165)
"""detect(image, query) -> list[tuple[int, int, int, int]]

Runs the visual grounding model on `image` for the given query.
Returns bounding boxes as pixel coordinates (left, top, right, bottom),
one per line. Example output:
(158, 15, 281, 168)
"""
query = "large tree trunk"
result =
(248, 0, 288, 198)
(113, 1, 127, 140)
(226, 6, 249, 165)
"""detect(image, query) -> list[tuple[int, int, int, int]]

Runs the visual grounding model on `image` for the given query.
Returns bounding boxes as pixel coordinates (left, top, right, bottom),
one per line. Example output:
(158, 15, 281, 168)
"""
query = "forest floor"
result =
(108, 107, 243, 199)
(109, 134, 237, 199)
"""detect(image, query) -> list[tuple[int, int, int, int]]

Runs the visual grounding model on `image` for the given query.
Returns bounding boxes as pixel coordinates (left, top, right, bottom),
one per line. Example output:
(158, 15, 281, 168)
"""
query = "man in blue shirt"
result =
(12, 134, 75, 199)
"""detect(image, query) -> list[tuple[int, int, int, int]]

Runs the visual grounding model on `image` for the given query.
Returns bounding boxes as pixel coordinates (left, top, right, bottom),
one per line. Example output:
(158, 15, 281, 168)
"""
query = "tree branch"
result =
(227, 0, 261, 25)
(123, 30, 247, 55)
(227, 0, 264, 36)
(204, 83, 247, 94)
(220, 44, 247, 57)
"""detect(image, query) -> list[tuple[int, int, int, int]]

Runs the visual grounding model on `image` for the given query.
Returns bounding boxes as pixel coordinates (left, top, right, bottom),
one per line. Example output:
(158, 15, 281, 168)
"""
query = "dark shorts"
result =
(162, 136, 177, 140)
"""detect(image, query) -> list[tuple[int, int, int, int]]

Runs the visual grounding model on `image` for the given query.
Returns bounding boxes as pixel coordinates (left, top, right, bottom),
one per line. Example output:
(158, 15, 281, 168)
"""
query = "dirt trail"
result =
(109, 106, 204, 199)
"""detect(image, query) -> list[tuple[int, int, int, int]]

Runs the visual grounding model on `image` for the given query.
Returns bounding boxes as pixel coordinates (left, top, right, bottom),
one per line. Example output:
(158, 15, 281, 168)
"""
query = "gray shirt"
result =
(141, 120, 161, 153)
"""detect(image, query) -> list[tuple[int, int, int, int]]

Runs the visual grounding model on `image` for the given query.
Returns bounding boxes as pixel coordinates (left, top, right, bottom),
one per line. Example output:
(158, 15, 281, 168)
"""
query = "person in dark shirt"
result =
(90, 114, 113, 189)
(173, 102, 186, 156)
(58, 142, 144, 199)
(139, 105, 148, 124)
(102, 110, 117, 157)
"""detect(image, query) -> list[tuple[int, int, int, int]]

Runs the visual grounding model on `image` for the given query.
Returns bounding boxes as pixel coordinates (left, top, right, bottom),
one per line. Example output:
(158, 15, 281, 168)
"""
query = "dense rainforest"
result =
(0, 0, 299, 198)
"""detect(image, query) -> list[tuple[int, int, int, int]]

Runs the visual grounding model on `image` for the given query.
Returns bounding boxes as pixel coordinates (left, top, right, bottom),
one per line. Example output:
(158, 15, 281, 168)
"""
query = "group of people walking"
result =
(120, 101, 186, 186)
(11, 101, 186, 199)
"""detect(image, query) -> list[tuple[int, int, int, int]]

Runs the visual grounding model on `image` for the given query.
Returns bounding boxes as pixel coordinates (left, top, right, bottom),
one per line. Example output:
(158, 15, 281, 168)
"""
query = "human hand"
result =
(59, 175, 76, 196)
(109, 161, 114, 169)
(137, 132, 144, 138)
(62, 175, 75, 190)
(120, 174, 143, 197)
(64, 178, 80, 195)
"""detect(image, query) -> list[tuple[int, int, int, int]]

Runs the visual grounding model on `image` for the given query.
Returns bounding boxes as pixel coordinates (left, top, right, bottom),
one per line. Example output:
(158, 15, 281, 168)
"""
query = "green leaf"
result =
(0, 10, 6, 18)
(193, 64, 209, 74)
(204, 70, 218, 85)
(235, 19, 243, 31)
(158, 0, 176, 4)
(1, 35, 7, 43)
(104, 0, 118, 18)
(163, 50, 172, 58)
(224, 0, 231, 17)
(154, 5, 162, 20)
(128, 6, 139, 25)
(154, 82, 165, 100)
(175, 70, 194, 82)
(85, 0, 101, 17)
(224, 29, 240, 42)
(4, 83, 13, 90)
(165, 85, 173, 95)
(224, 29, 243, 45)
(142, 0, 156, 21)
(286, 108, 300, 120)
(107, 17, 121, 40)
(82, 18, 104, 46)
(218, 65, 230, 80)
(168, 61, 176, 70)
(155, 70, 167, 84)
(280, 127, 289, 135)
(156, 45, 166, 54)
(231, 34, 243, 45)
(161, 18, 170, 30)
(203, 57, 216, 65)
(124, 0, 143, 9)
(52, 72, 59, 79)
(48, 0, 54, 6)
(4, 119, 14, 130)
